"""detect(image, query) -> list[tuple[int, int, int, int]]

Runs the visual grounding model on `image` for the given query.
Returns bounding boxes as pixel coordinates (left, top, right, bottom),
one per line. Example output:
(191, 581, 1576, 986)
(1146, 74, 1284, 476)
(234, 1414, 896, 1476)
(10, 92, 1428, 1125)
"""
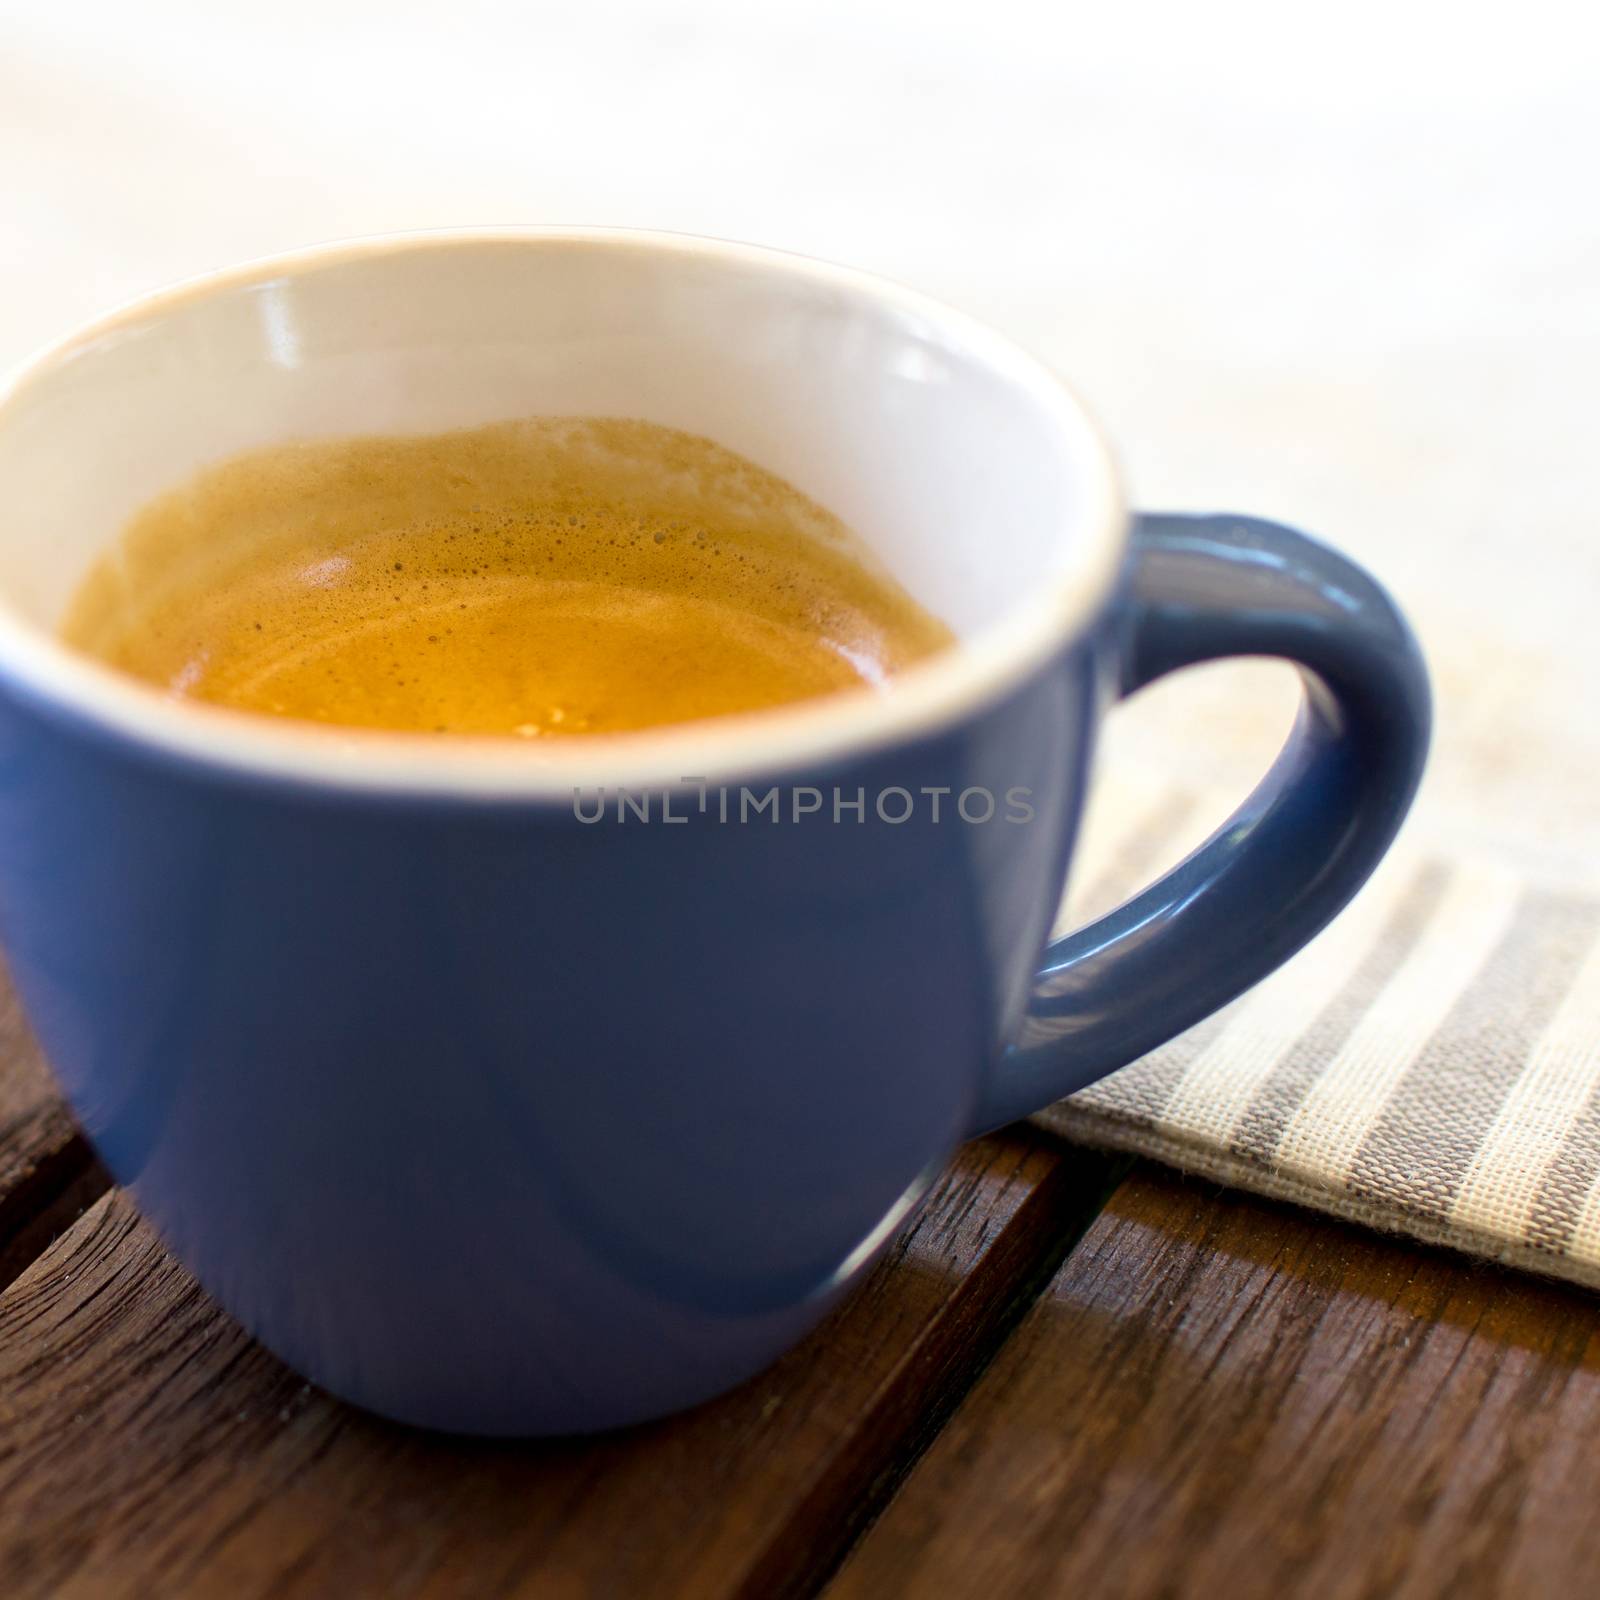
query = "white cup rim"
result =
(0, 226, 1126, 798)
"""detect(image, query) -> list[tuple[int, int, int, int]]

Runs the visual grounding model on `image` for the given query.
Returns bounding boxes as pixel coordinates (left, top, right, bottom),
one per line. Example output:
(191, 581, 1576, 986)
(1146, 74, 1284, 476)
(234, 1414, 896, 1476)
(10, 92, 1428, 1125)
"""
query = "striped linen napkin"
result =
(1037, 646, 1600, 1287)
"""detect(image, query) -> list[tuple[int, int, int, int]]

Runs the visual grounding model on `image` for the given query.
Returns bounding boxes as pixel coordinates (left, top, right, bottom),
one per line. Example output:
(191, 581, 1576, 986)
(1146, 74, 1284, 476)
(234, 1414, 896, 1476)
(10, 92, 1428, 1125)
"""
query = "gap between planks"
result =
(0, 971, 114, 1294)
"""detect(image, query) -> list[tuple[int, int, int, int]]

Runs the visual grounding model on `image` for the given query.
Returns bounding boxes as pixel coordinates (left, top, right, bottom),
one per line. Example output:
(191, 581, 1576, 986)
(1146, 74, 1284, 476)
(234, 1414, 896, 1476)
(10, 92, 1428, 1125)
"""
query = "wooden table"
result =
(3, 977, 1597, 1599)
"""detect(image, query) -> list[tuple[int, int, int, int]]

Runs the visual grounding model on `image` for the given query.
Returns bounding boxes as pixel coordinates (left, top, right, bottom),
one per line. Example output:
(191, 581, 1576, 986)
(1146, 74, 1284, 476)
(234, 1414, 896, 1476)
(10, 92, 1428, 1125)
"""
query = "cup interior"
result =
(0, 230, 1121, 788)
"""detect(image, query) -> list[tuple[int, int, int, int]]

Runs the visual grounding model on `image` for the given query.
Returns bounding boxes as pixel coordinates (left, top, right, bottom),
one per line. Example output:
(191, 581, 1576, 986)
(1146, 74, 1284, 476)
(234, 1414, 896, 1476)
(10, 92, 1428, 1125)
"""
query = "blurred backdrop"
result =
(3, 0, 1595, 873)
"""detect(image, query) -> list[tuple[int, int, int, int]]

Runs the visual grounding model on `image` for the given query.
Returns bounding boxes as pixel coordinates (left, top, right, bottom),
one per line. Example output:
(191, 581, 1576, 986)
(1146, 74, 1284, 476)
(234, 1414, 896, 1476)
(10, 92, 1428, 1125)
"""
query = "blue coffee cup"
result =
(0, 230, 1428, 1434)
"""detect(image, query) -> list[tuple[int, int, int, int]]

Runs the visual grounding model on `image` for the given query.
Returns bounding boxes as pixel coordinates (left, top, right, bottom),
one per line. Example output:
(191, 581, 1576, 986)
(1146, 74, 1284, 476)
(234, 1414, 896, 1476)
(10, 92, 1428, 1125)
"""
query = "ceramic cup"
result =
(0, 230, 1428, 1433)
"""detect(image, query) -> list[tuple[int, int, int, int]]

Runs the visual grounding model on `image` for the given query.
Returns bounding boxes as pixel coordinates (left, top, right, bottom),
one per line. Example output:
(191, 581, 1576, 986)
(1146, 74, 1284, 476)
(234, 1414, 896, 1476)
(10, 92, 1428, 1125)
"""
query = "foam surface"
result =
(62, 418, 953, 737)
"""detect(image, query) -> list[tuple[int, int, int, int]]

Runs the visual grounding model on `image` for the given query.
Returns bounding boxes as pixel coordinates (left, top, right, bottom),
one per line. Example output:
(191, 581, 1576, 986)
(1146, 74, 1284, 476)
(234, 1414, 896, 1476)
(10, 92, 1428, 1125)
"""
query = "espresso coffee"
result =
(62, 418, 952, 737)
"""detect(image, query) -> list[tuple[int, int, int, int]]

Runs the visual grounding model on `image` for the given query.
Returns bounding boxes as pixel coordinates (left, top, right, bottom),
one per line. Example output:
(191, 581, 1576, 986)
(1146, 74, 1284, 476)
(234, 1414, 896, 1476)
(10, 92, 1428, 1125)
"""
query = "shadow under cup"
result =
(0, 231, 1124, 1434)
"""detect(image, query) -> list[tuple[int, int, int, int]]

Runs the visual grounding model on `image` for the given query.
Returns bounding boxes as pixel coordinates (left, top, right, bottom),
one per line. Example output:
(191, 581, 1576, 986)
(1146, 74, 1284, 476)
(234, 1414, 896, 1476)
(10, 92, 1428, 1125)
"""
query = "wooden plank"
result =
(0, 967, 108, 1291)
(826, 1162, 1600, 1600)
(0, 1131, 1124, 1599)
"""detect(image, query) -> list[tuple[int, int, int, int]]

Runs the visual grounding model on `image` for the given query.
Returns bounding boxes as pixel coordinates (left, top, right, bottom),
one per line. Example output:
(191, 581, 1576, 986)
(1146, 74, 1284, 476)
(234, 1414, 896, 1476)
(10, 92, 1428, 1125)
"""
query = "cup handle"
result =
(970, 512, 1432, 1134)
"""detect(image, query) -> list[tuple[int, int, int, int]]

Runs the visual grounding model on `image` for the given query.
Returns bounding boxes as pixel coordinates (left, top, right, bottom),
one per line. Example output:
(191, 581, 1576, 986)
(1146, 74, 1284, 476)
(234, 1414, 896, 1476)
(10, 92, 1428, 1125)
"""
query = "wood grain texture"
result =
(0, 967, 108, 1291)
(826, 1163, 1600, 1600)
(0, 1130, 1124, 1599)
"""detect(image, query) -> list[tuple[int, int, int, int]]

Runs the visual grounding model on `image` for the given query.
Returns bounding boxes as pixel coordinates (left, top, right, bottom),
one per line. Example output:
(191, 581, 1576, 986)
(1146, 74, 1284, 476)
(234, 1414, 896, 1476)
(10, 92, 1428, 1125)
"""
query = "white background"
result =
(3, 0, 1595, 873)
